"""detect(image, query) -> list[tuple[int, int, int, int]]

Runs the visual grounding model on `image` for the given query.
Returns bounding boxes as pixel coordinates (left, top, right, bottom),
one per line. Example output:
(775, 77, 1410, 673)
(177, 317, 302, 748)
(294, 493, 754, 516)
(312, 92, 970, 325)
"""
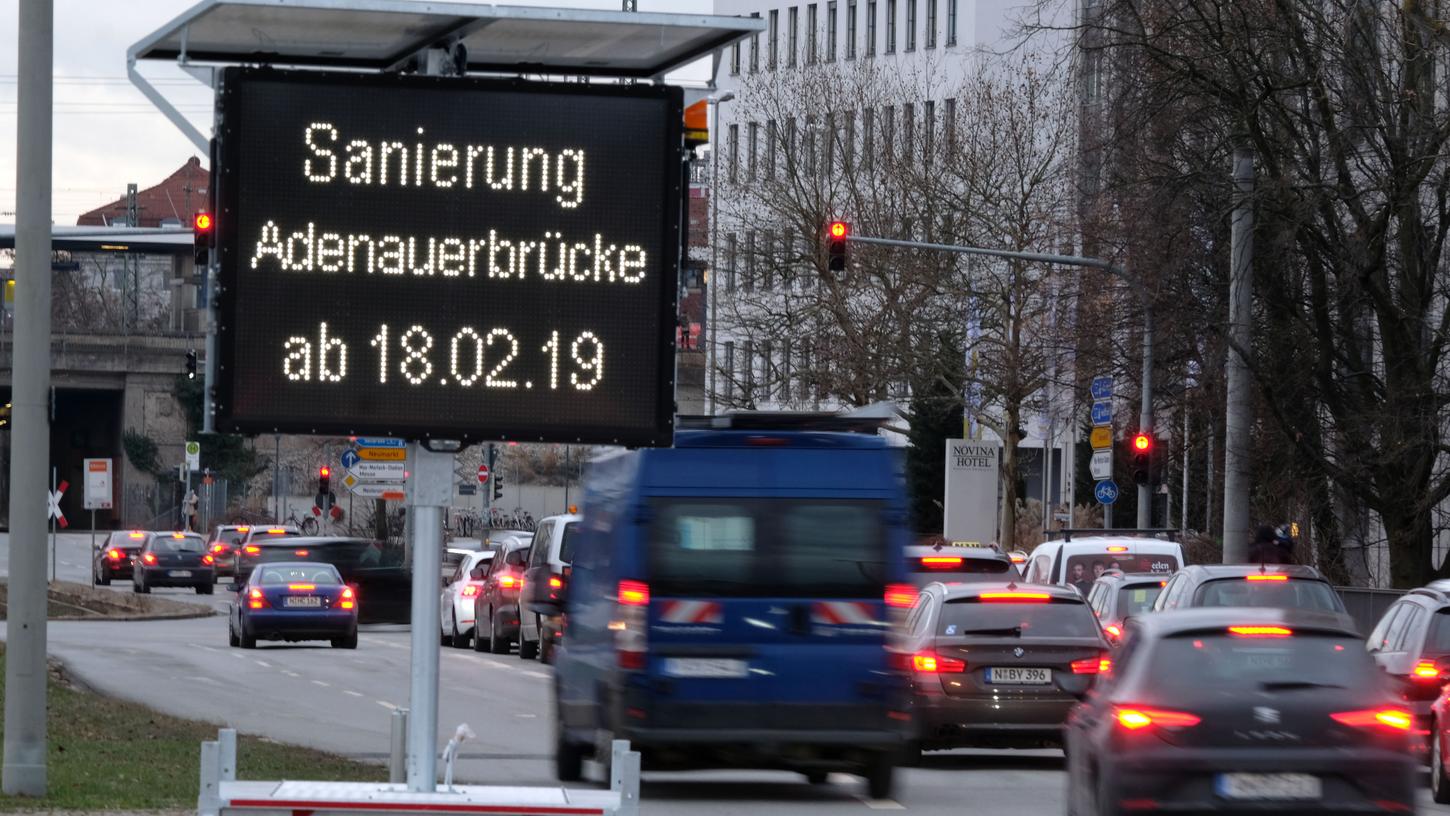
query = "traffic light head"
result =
(493, 473, 504, 500)
(318, 465, 331, 492)
(826, 221, 849, 272)
(1132, 433, 1151, 484)
(193, 211, 213, 268)
(185, 349, 198, 380)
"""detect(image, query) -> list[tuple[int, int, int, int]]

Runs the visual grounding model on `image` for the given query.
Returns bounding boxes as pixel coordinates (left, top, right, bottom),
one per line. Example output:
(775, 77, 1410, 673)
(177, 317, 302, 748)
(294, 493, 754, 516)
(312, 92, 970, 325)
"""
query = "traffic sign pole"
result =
(405, 441, 452, 792)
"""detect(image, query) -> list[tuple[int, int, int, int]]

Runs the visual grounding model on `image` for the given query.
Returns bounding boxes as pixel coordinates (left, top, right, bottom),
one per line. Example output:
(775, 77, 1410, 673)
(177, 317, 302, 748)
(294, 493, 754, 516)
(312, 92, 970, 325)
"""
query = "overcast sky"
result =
(0, 0, 714, 225)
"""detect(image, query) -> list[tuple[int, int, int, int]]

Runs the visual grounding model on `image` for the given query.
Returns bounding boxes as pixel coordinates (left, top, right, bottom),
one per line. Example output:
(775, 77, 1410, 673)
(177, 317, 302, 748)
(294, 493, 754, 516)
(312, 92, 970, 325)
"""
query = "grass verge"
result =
(0, 645, 382, 811)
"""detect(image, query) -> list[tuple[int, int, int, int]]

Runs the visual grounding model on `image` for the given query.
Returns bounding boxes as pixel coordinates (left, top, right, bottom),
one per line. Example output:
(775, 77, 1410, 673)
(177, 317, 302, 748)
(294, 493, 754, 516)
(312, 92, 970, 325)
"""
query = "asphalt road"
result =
(6, 533, 1450, 814)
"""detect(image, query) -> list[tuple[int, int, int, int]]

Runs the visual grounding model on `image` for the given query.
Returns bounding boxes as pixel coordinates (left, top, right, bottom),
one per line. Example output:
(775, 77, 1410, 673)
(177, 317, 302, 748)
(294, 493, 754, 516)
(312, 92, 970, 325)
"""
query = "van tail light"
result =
(912, 652, 966, 673)
(1072, 654, 1112, 675)
(1114, 707, 1201, 731)
(340, 586, 356, 610)
(1412, 660, 1443, 682)
(461, 585, 480, 598)
(203, 555, 215, 565)
(1331, 708, 1413, 731)
(106, 548, 123, 562)
(549, 575, 564, 589)
(247, 588, 268, 609)
(142, 552, 157, 565)
(243, 545, 260, 555)
(885, 583, 916, 608)
(614, 580, 649, 670)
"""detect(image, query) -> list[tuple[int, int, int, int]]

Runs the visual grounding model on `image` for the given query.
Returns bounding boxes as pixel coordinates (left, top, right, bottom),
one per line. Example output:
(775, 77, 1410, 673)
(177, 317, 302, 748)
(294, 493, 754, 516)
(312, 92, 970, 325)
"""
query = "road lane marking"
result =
(376, 700, 397, 710)
(281, 670, 300, 678)
(521, 671, 549, 679)
(514, 713, 537, 719)
(312, 680, 331, 688)
(859, 798, 905, 810)
(254, 660, 272, 668)
(344, 690, 364, 698)
(231, 652, 247, 660)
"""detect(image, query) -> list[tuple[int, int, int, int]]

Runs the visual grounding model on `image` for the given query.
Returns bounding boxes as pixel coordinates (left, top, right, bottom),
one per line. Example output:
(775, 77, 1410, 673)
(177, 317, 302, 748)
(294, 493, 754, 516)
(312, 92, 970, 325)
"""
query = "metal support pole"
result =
(3, 0, 52, 795)
(1137, 307, 1154, 530)
(1181, 407, 1190, 535)
(1222, 149, 1255, 562)
(49, 467, 56, 582)
(406, 443, 452, 792)
(389, 708, 408, 784)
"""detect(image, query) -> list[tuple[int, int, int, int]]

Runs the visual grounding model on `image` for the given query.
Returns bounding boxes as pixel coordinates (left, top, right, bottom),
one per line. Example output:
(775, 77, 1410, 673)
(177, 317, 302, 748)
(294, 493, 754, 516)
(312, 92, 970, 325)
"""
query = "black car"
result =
(473, 540, 531, 655)
(894, 581, 1111, 761)
(1086, 571, 1167, 646)
(1365, 582, 1450, 762)
(1152, 563, 1349, 618)
(1065, 607, 1416, 815)
(132, 531, 214, 594)
(232, 525, 304, 582)
(92, 529, 148, 585)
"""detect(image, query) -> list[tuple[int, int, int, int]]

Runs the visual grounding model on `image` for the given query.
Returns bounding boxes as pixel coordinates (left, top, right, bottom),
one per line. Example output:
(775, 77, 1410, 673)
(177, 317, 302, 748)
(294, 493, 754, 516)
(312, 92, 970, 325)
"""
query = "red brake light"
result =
(1413, 660, 1442, 681)
(885, 583, 917, 608)
(1228, 625, 1292, 638)
(921, 556, 964, 569)
(247, 588, 267, 609)
(203, 555, 214, 565)
(1010, 555, 1025, 564)
(1332, 709, 1413, 731)
(267, 528, 286, 534)
(243, 545, 260, 555)
(142, 552, 157, 565)
(1106, 545, 1128, 553)
(912, 652, 966, 673)
(980, 592, 1051, 603)
(1114, 707, 1201, 731)
(211, 544, 227, 554)
(618, 580, 649, 606)
(340, 586, 356, 610)
(294, 549, 310, 557)
(106, 548, 123, 561)
(1103, 623, 1124, 640)
(1245, 574, 1288, 582)
(236, 526, 250, 533)
(171, 533, 186, 539)
(288, 583, 316, 591)
(461, 585, 481, 598)
(127, 531, 145, 539)
(549, 576, 564, 589)
(498, 575, 519, 590)
(1071, 656, 1112, 674)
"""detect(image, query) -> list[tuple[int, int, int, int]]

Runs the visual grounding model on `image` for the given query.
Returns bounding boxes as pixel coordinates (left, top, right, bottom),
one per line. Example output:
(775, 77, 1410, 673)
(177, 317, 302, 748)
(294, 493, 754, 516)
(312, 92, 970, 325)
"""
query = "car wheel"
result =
(862, 753, 895, 800)
(900, 739, 923, 767)
(471, 618, 488, 652)
(332, 632, 359, 649)
(96, 566, 110, 586)
(1434, 722, 1450, 804)
(228, 622, 239, 648)
(519, 617, 539, 660)
(452, 620, 469, 650)
(489, 609, 509, 654)
(240, 621, 257, 649)
(555, 705, 585, 782)
(198, 582, 214, 596)
(803, 771, 829, 785)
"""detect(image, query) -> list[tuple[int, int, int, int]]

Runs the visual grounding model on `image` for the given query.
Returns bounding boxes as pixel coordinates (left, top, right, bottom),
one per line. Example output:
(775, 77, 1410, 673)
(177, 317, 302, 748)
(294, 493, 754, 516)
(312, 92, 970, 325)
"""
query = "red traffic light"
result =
(829, 221, 848, 239)
(319, 466, 330, 477)
(1133, 433, 1151, 451)
(193, 212, 213, 231)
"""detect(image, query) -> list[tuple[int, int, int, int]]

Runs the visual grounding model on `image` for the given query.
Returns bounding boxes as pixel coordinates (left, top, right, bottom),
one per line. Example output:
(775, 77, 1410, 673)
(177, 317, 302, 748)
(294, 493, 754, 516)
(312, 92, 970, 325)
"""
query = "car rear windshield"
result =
(1117, 584, 1164, 617)
(1426, 611, 1450, 653)
(255, 564, 342, 585)
(1194, 578, 1344, 612)
(153, 536, 205, 553)
(938, 599, 1100, 638)
(215, 530, 247, 545)
(559, 522, 579, 564)
(1064, 553, 1178, 591)
(648, 498, 885, 598)
(1147, 632, 1380, 690)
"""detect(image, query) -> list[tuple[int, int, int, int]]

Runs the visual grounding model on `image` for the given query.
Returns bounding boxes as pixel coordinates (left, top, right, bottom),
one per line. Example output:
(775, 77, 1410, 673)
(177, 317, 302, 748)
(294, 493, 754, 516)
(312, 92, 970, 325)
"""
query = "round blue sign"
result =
(1094, 480, 1119, 505)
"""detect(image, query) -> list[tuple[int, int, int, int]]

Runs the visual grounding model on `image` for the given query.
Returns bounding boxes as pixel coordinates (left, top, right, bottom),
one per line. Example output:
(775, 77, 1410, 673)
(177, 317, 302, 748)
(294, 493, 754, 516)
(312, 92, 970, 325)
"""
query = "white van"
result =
(1021, 531, 1184, 595)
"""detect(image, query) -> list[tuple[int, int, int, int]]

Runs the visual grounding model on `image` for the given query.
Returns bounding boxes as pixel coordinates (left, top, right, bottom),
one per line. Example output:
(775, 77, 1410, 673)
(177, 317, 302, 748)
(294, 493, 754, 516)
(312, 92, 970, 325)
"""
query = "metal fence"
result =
(1334, 586, 1404, 635)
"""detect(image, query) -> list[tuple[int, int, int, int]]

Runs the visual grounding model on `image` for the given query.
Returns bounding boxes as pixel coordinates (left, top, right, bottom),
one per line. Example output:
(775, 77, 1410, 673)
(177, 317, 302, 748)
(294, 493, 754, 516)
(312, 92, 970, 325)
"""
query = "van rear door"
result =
(644, 497, 896, 730)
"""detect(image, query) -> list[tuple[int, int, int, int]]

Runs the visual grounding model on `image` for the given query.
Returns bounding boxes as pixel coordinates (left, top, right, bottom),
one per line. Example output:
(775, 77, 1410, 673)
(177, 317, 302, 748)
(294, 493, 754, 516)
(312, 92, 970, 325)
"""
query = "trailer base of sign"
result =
(198, 730, 640, 816)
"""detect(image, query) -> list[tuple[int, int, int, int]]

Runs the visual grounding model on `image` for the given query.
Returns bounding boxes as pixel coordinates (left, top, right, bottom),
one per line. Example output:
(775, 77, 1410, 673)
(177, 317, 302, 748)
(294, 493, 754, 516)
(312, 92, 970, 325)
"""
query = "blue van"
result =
(552, 417, 914, 798)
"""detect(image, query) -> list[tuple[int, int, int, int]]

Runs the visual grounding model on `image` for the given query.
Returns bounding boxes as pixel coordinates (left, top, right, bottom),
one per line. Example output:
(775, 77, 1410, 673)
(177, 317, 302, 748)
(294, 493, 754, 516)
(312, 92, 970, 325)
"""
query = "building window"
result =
(798, 345, 812, 400)
(825, 110, 836, 169)
(847, 0, 858, 59)
(727, 233, 738, 289)
(827, 1, 838, 61)
(748, 121, 760, 178)
(727, 123, 739, 182)
(750, 12, 761, 72)
(866, 1, 877, 56)
(781, 342, 793, 402)
(808, 4, 818, 63)
(731, 41, 741, 74)
(863, 107, 875, 171)
(724, 341, 736, 400)
(944, 97, 956, 150)
(787, 118, 798, 174)
(923, 99, 935, 160)
(763, 229, 776, 289)
(883, 104, 895, 161)
(946, 0, 957, 46)
(905, 0, 916, 51)
(886, 0, 896, 53)
(762, 340, 774, 399)
(844, 109, 856, 171)
(767, 119, 777, 177)
(769, 9, 779, 68)
(788, 7, 798, 67)
(903, 102, 914, 158)
(745, 231, 757, 289)
(743, 340, 756, 403)
(926, 0, 937, 48)
(805, 115, 817, 176)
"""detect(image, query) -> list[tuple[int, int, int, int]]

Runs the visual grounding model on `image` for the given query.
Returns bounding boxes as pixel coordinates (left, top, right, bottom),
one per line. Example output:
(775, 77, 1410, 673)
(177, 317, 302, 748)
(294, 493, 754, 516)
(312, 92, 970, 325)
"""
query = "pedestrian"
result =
(183, 488, 200, 532)
(1248, 524, 1291, 564)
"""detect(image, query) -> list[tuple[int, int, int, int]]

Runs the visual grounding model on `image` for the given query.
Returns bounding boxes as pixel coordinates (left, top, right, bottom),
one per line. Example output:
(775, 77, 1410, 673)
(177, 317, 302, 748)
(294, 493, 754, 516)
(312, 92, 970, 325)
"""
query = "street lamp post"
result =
(706, 91, 735, 415)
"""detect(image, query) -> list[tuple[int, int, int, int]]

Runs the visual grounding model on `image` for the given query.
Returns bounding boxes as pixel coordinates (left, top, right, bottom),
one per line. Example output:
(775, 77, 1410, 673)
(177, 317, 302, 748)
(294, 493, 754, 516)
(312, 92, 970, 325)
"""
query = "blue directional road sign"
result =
(1091, 401, 1113, 426)
(355, 437, 404, 448)
(1090, 376, 1113, 401)
(340, 449, 360, 470)
(1094, 480, 1120, 505)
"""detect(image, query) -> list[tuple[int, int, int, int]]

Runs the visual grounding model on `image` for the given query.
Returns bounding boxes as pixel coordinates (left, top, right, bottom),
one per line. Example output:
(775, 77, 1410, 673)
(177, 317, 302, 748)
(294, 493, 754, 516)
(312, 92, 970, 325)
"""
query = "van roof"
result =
(1039, 536, 1183, 550)
(675, 429, 888, 449)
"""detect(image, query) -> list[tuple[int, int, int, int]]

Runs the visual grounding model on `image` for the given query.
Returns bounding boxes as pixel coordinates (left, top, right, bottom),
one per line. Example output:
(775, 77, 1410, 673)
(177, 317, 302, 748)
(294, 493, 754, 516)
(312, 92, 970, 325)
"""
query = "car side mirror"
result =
(506, 551, 526, 568)
(469, 567, 485, 581)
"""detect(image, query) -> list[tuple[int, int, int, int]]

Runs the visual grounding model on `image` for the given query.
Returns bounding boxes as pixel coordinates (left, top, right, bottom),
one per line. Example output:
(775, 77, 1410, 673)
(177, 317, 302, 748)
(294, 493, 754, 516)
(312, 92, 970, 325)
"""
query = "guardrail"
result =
(197, 728, 641, 816)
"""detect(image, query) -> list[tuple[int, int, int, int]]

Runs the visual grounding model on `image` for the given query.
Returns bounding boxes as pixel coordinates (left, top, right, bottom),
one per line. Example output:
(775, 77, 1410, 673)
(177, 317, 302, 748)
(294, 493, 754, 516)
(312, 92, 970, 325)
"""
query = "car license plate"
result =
(283, 596, 322, 608)
(1216, 773, 1321, 800)
(987, 667, 1051, 684)
(170, 570, 192, 578)
(663, 658, 748, 678)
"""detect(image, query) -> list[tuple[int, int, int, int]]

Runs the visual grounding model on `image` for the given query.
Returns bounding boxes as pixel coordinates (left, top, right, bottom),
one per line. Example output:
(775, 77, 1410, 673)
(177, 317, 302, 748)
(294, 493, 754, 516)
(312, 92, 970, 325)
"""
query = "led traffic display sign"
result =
(213, 69, 683, 446)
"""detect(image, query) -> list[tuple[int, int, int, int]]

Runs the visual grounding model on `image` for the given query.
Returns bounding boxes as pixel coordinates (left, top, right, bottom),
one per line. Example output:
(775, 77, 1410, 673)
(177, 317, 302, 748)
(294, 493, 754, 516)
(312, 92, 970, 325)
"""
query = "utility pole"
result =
(4, 0, 52, 796)
(1222, 148, 1255, 563)
(1136, 307, 1154, 529)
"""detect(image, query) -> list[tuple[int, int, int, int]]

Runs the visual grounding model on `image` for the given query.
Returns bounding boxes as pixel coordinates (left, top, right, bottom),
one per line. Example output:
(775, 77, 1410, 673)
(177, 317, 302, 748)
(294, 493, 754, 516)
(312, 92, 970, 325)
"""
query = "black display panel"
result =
(213, 69, 682, 446)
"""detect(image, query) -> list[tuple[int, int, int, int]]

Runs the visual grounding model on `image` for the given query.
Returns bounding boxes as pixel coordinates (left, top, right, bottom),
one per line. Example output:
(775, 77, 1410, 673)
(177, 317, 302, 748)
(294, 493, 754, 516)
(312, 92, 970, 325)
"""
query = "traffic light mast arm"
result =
(844, 231, 1156, 531)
